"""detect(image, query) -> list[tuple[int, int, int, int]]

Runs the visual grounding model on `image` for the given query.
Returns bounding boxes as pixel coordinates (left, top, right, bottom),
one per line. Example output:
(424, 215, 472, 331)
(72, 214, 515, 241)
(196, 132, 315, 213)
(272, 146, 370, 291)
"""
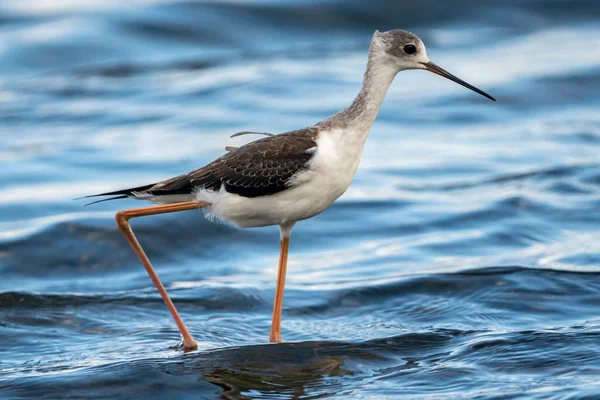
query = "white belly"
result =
(196, 128, 366, 228)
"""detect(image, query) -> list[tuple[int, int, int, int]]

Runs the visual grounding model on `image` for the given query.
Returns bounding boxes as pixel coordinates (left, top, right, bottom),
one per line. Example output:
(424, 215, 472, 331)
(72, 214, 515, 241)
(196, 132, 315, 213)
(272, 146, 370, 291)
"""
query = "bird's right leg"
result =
(115, 201, 210, 351)
(270, 223, 294, 343)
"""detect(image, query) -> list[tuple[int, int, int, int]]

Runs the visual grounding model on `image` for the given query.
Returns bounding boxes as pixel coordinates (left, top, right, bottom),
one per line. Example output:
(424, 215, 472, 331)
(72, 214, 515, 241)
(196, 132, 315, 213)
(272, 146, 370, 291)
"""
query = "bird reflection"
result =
(203, 344, 348, 399)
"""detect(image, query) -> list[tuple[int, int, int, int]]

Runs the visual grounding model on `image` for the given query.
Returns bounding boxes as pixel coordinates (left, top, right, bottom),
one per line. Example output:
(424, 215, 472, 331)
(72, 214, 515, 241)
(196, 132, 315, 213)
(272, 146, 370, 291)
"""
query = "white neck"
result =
(344, 42, 398, 132)
(309, 37, 399, 186)
(303, 37, 399, 207)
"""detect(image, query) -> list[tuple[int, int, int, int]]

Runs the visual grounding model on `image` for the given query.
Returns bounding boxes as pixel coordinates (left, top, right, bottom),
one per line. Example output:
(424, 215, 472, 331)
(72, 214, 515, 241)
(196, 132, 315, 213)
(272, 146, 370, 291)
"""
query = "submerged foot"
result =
(181, 338, 198, 352)
(269, 332, 282, 343)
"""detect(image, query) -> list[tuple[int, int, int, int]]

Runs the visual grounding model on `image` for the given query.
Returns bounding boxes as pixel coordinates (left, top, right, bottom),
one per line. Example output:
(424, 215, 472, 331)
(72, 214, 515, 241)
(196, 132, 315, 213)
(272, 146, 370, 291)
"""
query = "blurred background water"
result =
(1, 0, 600, 398)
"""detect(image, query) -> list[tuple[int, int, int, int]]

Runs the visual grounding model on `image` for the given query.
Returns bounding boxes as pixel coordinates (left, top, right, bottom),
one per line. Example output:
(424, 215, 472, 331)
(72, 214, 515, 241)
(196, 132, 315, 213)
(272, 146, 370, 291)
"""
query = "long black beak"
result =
(422, 61, 495, 101)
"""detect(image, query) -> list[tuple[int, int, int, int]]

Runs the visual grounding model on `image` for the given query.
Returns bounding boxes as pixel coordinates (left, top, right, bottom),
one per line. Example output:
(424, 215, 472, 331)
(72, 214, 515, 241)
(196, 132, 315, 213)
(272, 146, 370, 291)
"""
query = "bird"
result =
(83, 29, 495, 351)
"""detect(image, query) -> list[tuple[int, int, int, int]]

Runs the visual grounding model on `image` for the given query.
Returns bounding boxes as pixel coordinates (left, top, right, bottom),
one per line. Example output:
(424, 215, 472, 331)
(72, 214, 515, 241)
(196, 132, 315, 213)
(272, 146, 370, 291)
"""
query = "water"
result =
(1, 0, 600, 398)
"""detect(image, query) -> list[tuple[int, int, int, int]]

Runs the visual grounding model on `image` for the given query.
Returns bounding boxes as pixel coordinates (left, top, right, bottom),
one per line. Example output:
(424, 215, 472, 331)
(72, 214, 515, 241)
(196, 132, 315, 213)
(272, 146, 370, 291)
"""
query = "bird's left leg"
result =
(115, 201, 210, 351)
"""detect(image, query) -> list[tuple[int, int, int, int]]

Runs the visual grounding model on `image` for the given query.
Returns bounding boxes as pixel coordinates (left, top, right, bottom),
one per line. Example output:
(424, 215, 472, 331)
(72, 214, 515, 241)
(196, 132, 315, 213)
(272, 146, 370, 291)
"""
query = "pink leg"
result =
(269, 236, 290, 343)
(115, 201, 210, 350)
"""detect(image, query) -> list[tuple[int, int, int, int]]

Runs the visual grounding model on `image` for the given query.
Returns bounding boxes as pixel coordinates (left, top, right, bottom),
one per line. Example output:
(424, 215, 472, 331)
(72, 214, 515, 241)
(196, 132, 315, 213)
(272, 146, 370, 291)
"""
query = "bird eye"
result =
(403, 44, 417, 55)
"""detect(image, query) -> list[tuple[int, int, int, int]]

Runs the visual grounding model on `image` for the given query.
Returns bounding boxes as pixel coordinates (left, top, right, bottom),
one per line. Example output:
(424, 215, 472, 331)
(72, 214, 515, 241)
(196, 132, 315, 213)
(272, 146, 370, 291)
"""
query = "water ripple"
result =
(1, 0, 600, 398)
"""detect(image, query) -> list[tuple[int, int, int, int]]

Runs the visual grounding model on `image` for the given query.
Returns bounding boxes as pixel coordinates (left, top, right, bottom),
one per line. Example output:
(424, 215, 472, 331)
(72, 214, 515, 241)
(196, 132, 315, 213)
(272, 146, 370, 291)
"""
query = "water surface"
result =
(1, 0, 600, 398)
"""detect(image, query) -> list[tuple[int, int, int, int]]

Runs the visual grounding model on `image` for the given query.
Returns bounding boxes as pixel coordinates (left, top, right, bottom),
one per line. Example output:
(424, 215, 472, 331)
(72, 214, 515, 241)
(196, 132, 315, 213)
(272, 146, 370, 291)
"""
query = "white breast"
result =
(197, 127, 370, 228)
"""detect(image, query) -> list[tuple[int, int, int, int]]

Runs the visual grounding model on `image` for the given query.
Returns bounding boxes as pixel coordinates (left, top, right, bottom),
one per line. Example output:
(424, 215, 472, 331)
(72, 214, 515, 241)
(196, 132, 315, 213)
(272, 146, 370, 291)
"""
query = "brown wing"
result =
(145, 132, 317, 198)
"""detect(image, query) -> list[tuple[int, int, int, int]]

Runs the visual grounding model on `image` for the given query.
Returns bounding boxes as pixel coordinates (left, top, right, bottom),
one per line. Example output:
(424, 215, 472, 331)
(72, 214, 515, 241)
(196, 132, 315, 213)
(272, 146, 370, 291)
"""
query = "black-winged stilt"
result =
(84, 29, 495, 350)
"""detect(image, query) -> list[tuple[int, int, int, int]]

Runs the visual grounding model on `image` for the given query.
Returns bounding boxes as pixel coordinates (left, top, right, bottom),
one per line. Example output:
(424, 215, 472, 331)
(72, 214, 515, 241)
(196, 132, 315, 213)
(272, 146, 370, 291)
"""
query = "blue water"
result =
(1, 0, 600, 398)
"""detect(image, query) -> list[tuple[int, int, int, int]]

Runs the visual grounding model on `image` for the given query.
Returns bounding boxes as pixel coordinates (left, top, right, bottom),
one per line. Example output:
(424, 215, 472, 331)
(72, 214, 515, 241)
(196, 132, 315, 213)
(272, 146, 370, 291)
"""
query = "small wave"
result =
(395, 163, 598, 192)
(0, 289, 268, 312)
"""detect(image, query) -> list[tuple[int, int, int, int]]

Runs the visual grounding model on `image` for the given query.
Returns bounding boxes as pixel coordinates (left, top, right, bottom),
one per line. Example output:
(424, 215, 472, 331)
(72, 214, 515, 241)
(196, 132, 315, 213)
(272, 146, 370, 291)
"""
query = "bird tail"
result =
(76, 183, 156, 206)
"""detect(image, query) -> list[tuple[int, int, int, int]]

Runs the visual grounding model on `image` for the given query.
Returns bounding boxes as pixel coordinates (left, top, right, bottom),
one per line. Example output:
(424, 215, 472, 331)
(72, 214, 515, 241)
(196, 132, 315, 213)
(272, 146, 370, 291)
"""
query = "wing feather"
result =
(166, 132, 317, 198)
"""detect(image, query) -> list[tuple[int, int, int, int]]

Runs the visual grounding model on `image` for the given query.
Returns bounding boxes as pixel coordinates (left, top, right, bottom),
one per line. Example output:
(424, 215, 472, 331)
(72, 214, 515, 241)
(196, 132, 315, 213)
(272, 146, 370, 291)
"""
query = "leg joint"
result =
(115, 210, 130, 230)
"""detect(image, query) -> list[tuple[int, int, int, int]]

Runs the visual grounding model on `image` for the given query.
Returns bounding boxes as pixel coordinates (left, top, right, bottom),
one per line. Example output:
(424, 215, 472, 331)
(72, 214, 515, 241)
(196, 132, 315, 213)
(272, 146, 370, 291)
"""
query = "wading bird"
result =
(85, 29, 494, 350)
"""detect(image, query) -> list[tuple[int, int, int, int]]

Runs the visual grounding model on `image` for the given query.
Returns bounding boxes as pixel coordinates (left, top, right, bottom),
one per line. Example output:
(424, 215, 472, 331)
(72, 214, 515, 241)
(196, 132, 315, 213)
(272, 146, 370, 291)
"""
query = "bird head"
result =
(373, 29, 495, 101)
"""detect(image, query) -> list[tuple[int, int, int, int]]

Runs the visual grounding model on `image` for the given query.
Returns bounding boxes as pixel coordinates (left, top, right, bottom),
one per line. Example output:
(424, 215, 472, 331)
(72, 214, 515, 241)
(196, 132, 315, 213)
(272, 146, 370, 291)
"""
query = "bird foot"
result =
(269, 333, 282, 344)
(181, 339, 198, 352)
